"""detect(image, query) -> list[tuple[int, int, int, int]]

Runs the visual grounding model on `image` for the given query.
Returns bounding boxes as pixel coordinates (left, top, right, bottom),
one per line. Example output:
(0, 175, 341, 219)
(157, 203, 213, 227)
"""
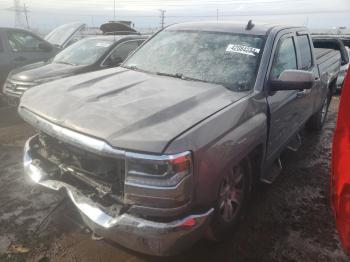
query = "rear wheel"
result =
(206, 161, 251, 241)
(307, 93, 331, 131)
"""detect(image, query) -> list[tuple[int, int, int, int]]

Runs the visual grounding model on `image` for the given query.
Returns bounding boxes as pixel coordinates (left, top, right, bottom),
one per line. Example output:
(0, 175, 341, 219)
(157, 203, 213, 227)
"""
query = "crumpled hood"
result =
(19, 67, 248, 153)
(11, 62, 85, 83)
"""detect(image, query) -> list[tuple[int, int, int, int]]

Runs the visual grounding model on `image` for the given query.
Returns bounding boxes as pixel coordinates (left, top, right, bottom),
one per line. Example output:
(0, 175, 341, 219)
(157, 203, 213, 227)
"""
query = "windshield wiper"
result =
(55, 61, 76, 66)
(156, 72, 184, 79)
(156, 72, 210, 84)
(122, 65, 149, 74)
(156, 71, 244, 91)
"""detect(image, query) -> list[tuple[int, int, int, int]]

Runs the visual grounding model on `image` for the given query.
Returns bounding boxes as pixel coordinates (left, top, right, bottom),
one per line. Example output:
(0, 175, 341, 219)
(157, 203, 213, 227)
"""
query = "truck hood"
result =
(19, 67, 248, 154)
(11, 62, 85, 83)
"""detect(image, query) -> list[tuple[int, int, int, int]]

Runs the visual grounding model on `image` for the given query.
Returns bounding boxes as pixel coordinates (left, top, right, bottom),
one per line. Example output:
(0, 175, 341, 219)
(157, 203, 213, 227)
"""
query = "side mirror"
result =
(269, 70, 315, 91)
(38, 42, 53, 52)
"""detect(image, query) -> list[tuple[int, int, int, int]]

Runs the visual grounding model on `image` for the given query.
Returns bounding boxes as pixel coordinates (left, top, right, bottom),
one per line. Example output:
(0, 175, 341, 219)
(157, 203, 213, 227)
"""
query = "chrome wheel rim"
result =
(321, 98, 328, 123)
(219, 166, 244, 223)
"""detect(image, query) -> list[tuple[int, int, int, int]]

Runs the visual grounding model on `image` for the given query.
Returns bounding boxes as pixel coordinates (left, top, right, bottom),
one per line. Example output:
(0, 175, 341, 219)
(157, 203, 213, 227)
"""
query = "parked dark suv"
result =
(2, 35, 147, 105)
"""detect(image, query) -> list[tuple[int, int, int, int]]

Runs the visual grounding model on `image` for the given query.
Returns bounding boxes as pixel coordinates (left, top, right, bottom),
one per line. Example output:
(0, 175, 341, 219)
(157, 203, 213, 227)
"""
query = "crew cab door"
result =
(294, 32, 319, 123)
(266, 32, 311, 160)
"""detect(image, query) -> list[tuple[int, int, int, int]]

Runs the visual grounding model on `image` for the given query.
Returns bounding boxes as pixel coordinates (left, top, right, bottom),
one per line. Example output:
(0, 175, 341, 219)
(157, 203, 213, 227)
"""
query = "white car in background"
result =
(337, 46, 350, 91)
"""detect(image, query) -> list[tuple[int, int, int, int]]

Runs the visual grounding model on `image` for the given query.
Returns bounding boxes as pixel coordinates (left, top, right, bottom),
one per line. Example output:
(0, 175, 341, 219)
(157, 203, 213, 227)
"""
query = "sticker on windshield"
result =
(226, 44, 260, 56)
(96, 42, 111, 48)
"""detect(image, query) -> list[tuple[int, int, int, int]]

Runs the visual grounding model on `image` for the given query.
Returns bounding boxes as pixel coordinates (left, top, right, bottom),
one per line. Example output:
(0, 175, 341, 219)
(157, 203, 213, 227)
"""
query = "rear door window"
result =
(297, 35, 313, 70)
(270, 37, 297, 79)
(6, 30, 45, 52)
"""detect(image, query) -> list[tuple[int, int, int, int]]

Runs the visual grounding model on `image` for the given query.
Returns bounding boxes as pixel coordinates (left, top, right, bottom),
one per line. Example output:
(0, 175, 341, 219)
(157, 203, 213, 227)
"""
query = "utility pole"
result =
(14, 0, 23, 28)
(23, 3, 29, 29)
(159, 9, 166, 29)
(13, 0, 29, 29)
(216, 8, 219, 21)
(113, 0, 116, 21)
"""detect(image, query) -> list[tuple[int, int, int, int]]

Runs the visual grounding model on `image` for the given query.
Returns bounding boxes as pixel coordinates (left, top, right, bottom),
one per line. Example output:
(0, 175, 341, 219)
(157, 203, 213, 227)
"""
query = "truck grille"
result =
(36, 132, 125, 200)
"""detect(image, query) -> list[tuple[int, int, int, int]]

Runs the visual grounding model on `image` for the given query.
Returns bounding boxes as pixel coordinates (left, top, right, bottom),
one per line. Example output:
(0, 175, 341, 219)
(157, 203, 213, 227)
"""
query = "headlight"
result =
(125, 151, 192, 187)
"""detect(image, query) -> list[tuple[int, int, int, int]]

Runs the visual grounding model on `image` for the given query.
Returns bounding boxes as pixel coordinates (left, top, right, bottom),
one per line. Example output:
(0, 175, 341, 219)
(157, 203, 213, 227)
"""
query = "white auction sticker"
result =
(226, 44, 260, 56)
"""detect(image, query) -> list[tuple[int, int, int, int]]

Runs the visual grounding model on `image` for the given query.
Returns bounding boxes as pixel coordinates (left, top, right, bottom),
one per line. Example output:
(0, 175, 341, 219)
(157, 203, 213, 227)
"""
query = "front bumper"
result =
(23, 136, 213, 256)
(1, 89, 20, 107)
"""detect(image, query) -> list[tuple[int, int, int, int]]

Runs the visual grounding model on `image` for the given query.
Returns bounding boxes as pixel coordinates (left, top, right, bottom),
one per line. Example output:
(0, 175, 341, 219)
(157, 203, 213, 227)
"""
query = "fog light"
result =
(28, 164, 42, 183)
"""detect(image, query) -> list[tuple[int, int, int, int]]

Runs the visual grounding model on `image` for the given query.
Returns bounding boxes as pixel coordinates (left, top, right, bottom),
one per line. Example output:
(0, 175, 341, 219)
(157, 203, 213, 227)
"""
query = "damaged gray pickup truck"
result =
(19, 21, 348, 256)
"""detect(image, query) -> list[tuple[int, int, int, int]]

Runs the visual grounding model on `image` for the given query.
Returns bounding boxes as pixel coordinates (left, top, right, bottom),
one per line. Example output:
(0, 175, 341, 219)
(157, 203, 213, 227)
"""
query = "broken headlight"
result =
(125, 151, 192, 187)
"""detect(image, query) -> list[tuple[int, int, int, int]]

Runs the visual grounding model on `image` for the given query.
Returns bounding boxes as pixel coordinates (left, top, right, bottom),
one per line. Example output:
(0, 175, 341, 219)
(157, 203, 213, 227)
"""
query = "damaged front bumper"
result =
(23, 135, 213, 256)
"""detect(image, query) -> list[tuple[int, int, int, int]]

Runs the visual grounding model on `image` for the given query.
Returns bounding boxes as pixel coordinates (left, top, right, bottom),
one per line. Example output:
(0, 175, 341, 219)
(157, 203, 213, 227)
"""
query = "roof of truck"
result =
(166, 21, 303, 36)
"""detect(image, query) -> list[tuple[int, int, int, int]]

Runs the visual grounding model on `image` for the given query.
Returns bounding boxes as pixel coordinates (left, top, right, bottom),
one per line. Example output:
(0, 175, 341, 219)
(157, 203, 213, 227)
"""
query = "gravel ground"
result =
(0, 98, 349, 262)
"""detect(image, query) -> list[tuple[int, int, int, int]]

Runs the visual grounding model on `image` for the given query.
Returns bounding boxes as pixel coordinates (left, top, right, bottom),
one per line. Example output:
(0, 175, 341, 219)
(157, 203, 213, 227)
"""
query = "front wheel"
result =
(206, 161, 251, 241)
(306, 94, 331, 131)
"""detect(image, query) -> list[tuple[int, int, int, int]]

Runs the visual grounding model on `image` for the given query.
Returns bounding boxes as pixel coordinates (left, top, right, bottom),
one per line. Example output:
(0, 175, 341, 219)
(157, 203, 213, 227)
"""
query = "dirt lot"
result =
(0, 98, 349, 262)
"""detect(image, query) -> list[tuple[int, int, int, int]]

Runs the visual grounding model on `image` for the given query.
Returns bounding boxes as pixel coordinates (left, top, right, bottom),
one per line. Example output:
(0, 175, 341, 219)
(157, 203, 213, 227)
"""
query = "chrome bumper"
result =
(23, 136, 214, 256)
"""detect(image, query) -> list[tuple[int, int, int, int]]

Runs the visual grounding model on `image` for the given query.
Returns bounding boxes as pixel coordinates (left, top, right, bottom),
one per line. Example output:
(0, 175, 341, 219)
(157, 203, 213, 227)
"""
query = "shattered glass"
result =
(125, 30, 264, 91)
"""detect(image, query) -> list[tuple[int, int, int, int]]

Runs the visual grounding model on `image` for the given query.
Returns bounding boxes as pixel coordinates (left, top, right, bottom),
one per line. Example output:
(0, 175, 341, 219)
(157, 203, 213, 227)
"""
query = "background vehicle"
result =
(0, 22, 91, 94)
(332, 69, 350, 254)
(312, 35, 350, 91)
(2, 35, 147, 105)
(19, 21, 347, 256)
(44, 22, 87, 49)
(336, 43, 350, 90)
(0, 27, 58, 89)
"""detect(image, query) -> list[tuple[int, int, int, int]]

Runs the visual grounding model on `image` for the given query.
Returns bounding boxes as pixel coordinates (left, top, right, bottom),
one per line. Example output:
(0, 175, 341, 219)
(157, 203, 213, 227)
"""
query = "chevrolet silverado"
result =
(19, 21, 347, 256)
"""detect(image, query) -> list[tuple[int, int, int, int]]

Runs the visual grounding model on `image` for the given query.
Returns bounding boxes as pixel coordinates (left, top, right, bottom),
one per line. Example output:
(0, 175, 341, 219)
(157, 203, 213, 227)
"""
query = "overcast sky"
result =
(0, 0, 349, 31)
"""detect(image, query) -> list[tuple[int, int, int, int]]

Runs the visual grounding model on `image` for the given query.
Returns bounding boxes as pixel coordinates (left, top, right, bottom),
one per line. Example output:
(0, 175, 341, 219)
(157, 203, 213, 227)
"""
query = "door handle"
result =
(297, 89, 311, 98)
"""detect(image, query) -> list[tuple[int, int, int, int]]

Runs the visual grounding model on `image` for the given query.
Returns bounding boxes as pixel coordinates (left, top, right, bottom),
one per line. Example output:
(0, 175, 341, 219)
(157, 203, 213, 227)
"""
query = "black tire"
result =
(206, 160, 252, 241)
(306, 93, 331, 131)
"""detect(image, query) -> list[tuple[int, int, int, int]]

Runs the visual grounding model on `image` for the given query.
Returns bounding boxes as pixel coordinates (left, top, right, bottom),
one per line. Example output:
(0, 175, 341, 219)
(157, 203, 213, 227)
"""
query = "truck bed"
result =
(314, 48, 340, 64)
(314, 47, 341, 84)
